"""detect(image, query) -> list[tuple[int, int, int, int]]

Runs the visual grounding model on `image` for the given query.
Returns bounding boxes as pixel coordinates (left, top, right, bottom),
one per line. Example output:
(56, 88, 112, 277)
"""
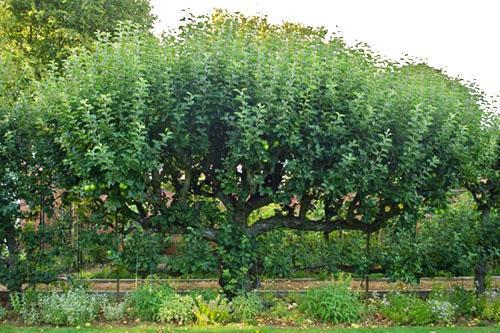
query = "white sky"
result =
(151, 0, 500, 104)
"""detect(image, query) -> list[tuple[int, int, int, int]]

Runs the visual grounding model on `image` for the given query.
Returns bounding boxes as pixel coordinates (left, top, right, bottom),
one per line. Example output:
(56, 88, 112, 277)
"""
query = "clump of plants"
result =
(478, 291, 500, 323)
(230, 293, 263, 322)
(380, 292, 433, 325)
(299, 281, 363, 324)
(428, 299, 458, 325)
(125, 279, 174, 321)
(445, 287, 478, 318)
(193, 295, 231, 325)
(10, 288, 100, 326)
(102, 301, 126, 322)
(157, 294, 196, 324)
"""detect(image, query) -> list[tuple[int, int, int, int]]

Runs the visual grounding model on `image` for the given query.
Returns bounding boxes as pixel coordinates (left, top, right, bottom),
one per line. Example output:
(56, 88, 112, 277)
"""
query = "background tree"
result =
(0, 0, 155, 68)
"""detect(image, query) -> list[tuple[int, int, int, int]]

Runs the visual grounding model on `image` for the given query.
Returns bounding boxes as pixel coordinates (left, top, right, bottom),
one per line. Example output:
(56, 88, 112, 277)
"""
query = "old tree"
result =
(30, 12, 495, 295)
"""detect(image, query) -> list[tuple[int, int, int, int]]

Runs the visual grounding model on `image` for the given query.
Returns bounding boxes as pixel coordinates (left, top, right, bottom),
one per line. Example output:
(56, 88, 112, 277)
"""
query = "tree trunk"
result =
(5, 223, 23, 294)
(474, 206, 491, 296)
(216, 218, 259, 298)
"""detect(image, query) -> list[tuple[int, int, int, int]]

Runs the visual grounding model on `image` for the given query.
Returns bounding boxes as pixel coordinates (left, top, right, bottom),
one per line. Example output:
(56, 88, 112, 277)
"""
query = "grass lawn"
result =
(0, 326, 498, 333)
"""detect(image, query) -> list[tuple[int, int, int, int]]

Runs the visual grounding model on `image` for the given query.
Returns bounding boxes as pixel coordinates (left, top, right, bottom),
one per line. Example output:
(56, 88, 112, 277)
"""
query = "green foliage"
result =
(193, 295, 231, 325)
(380, 293, 433, 325)
(157, 294, 196, 324)
(419, 194, 481, 277)
(125, 280, 174, 321)
(429, 286, 477, 318)
(230, 294, 264, 321)
(188, 289, 220, 302)
(102, 301, 126, 322)
(122, 226, 170, 276)
(300, 281, 363, 324)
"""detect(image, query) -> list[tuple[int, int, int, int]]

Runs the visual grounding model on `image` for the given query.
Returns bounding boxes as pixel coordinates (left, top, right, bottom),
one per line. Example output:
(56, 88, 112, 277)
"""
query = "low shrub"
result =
(157, 294, 196, 324)
(230, 293, 263, 321)
(102, 301, 126, 322)
(299, 283, 363, 324)
(125, 279, 174, 321)
(37, 288, 101, 326)
(380, 293, 433, 325)
(193, 295, 230, 325)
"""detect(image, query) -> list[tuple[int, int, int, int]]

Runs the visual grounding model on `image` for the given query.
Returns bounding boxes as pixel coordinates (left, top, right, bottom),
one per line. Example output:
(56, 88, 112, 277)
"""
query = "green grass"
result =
(0, 326, 498, 333)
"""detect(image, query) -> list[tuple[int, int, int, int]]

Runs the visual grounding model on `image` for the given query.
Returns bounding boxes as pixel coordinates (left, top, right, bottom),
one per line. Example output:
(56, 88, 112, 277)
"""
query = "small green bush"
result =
(479, 292, 500, 323)
(300, 283, 362, 324)
(380, 293, 433, 325)
(157, 294, 196, 324)
(102, 301, 126, 322)
(230, 293, 263, 321)
(194, 295, 230, 325)
(125, 280, 173, 321)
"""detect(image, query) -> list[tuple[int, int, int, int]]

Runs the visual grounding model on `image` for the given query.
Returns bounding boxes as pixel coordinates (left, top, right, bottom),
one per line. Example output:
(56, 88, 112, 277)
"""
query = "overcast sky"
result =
(151, 0, 500, 104)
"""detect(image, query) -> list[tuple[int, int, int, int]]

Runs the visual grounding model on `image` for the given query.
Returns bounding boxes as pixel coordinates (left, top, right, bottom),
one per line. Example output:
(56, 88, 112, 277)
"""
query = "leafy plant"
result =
(193, 295, 231, 325)
(299, 282, 362, 324)
(0, 305, 7, 320)
(380, 293, 433, 325)
(230, 293, 263, 321)
(157, 294, 196, 324)
(125, 280, 174, 321)
(429, 286, 477, 318)
(478, 291, 500, 323)
(9, 289, 42, 325)
(102, 301, 126, 322)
